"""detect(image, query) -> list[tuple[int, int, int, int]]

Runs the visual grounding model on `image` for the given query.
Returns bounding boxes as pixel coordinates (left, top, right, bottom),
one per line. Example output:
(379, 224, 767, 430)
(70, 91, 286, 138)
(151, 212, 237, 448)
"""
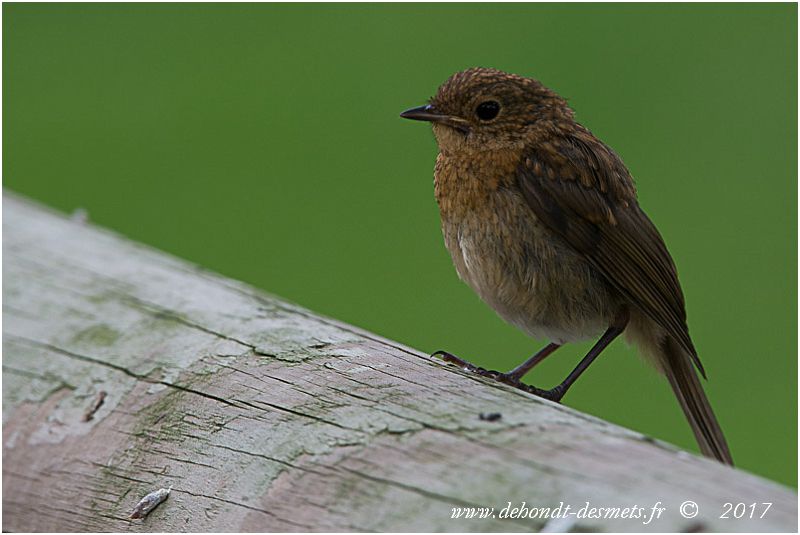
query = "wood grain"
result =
(3, 193, 795, 532)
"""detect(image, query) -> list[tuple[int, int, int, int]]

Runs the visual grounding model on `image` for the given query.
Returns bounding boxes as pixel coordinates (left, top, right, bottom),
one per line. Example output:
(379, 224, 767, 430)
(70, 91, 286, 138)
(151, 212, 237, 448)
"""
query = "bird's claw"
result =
(432, 350, 502, 378)
(431, 349, 561, 402)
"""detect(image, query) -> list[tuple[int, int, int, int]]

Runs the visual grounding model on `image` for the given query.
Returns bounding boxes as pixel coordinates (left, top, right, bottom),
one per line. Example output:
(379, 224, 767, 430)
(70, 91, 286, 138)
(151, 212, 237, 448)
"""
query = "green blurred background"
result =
(4, 4, 796, 486)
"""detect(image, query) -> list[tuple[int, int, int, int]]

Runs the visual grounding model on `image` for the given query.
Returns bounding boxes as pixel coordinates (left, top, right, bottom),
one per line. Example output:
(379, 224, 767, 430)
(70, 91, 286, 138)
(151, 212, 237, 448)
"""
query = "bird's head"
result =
(401, 67, 572, 153)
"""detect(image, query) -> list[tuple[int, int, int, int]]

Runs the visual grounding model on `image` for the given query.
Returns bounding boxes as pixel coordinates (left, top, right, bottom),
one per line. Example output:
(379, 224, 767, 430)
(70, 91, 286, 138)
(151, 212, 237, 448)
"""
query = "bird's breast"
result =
(434, 153, 617, 344)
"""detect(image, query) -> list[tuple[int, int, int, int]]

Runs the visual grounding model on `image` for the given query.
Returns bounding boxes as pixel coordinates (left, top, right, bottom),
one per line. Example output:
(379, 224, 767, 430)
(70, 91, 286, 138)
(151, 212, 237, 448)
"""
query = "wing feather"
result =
(517, 128, 705, 376)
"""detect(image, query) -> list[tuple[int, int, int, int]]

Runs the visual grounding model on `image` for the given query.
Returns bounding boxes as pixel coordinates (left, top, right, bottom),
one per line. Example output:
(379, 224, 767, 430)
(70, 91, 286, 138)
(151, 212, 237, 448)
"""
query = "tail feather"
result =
(661, 337, 733, 465)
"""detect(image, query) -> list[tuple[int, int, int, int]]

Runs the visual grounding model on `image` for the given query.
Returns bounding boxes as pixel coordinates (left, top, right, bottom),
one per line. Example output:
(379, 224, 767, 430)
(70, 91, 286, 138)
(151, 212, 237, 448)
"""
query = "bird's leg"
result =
(502, 343, 561, 382)
(538, 309, 630, 402)
(433, 310, 628, 401)
(432, 342, 561, 386)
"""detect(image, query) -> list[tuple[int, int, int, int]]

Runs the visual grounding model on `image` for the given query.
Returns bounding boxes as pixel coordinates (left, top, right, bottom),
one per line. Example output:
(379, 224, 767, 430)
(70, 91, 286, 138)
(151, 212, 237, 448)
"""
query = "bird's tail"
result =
(660, 336, 733, 465)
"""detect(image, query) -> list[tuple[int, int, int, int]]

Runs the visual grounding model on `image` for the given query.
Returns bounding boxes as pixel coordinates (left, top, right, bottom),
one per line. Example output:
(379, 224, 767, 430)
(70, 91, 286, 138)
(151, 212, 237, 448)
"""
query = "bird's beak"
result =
(400, 104, 448, 123)
(400, 104, 470, 134)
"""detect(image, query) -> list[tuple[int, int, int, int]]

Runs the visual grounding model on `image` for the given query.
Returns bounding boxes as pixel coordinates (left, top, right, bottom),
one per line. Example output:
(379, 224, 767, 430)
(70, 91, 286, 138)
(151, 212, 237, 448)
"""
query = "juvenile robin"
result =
(400, 67, 732, 465)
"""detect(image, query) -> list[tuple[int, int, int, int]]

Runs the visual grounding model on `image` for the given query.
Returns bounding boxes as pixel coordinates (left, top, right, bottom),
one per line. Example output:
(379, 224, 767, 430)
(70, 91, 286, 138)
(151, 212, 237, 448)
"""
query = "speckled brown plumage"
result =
(401, 67, 732, 465)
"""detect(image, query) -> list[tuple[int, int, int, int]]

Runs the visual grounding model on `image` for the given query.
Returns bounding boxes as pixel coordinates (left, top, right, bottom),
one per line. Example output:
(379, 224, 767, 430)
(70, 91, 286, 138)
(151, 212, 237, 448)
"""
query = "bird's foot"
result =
(431, 350, 561, 402)
(535, 385, 565, 403)
(431, 350, 503, 379)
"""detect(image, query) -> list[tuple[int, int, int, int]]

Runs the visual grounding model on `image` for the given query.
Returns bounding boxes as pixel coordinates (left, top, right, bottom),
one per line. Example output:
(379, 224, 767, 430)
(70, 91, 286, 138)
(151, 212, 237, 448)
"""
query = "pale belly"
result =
(441, 188, 618, 344)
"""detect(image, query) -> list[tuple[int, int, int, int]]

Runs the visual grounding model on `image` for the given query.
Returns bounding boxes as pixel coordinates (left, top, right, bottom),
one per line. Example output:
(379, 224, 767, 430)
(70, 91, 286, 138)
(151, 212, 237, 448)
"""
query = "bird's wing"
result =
(516, 127, 704, 376)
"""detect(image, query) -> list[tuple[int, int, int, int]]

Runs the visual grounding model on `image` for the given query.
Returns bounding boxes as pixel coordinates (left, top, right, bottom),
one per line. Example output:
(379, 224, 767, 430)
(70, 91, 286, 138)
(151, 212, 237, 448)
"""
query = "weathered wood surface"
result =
(3, 192, 796, 532)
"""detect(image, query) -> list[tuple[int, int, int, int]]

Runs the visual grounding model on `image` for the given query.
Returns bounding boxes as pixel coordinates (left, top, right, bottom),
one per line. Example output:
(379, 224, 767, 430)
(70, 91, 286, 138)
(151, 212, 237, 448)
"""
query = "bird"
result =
(400, 67, 733, 465)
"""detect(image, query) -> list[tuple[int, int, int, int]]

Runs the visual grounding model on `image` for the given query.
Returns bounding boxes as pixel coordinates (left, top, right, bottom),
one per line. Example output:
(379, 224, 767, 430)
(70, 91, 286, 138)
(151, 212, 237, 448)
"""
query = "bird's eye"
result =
(475, 100, 500, 121)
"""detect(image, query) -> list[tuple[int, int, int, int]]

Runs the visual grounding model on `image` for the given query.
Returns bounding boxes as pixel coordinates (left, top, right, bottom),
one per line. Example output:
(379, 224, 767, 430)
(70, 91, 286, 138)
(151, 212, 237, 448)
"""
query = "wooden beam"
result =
(3, 193, 795, 532)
